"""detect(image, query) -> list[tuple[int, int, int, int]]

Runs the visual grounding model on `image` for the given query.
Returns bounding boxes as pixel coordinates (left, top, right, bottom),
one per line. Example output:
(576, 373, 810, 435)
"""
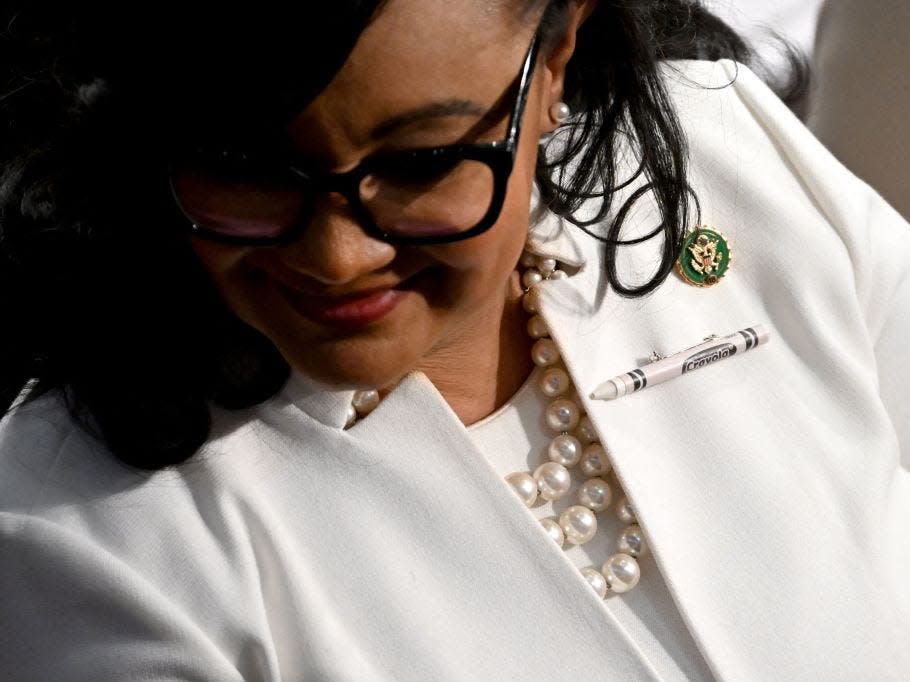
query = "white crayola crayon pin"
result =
(589, 324, 770, 401)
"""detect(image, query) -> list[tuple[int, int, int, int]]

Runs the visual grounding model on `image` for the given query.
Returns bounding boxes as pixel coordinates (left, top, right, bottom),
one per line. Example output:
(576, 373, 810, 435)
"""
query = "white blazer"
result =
(1, 60, 909, 681)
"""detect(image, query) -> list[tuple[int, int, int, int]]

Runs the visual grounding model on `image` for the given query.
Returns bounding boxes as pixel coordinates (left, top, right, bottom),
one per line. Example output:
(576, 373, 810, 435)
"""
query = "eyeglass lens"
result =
(171, 155, 497, 242)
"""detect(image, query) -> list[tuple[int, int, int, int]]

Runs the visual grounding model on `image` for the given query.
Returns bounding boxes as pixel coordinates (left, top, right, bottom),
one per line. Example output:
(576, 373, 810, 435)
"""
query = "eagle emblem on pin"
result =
(675, 225, 732, 287)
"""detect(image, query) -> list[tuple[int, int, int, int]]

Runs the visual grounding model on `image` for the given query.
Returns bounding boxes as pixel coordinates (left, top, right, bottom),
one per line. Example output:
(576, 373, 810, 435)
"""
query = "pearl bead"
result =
(523, 287, 540, 313)
(547, 434, 582, 467)
(533, 462, 571, 501)
(522, 269, 543, 289)
(560, 505, 598, 545)
(577, 477, 612, 512)
(544, 397, 580, 432)
(575, 416, 598, 445)
(520, 252, 538, 268)
(526, 315, 548, 339)
(579, 443, 611, 477)
(505, 472, 538, 507)
(581, 567, 608, 599)
(615, 496, 637, 524)
(603, 553, 641, 593)
(344, 404, 357, 428)
(351, 389, 380, 415)
(552, 101, 572, 122)
(548, 270, 568, 280)
(531, 339, 560, 367)
(537, 258, 557, 276)
(618, 524, 647, 557)
(540, 518, 565, 547)
(539, 367, 570, 397)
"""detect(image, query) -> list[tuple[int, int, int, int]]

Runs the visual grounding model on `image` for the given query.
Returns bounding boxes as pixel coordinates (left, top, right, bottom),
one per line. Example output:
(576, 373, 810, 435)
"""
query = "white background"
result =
(707, 0, 826, 64)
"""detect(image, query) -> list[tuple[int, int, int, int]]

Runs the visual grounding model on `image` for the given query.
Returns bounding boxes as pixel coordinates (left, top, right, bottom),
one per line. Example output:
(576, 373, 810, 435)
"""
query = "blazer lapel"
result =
(536, 263, 746, 678)
(336, 373, 667, 679)
(531, 209, 910, 678)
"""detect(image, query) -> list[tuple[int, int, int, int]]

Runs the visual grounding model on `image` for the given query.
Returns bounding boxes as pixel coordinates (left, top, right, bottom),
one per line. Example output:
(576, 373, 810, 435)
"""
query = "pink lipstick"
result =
(278, 283, 409, 329)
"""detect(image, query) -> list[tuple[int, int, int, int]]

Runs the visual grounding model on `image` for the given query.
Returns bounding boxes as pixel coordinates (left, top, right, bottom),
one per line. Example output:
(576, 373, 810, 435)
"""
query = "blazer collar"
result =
(280, 370, 357, 430)
(526, 188, 588, 269)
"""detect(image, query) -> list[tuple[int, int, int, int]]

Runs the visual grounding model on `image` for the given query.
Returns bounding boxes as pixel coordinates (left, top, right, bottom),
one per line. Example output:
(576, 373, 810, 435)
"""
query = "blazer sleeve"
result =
(0, 513, 245, 681)
(0, 403, 264, 681)
(861, 188, 910, 472)
(720, 59, 910, 471)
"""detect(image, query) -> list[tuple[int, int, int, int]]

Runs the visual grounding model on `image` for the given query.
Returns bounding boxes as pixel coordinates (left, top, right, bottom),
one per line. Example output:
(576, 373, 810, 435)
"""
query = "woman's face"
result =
(190, 0, 581, 390)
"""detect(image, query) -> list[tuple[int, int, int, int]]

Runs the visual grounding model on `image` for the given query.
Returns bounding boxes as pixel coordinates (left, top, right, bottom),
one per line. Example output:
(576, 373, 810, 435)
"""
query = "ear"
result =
(537, 0, 598, 134)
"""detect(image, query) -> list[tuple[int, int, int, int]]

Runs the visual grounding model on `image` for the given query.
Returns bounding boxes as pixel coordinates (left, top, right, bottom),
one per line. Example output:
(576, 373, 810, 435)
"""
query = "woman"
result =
(1, 1, 908, 680)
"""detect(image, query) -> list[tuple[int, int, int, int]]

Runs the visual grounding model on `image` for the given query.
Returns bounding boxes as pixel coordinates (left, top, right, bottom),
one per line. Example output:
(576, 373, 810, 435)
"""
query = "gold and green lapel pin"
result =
(675, 225, 732, 287)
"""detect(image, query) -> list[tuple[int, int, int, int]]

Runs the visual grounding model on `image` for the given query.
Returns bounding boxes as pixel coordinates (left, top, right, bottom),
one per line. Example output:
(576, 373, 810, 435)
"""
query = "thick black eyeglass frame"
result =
(170, 30, 542, 248)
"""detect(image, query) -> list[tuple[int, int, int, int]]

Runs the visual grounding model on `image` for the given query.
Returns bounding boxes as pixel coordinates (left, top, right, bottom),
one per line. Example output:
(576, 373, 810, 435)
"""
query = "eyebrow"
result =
(370, 98, 489, 139)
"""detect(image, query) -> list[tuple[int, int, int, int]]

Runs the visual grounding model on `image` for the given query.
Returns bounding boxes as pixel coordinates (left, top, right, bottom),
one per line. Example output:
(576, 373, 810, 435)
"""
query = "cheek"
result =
(422, 148, 539, 328)
(188, 239, 267, 320)
(441, 143, 539, 285)
(190, 239, 247, 281)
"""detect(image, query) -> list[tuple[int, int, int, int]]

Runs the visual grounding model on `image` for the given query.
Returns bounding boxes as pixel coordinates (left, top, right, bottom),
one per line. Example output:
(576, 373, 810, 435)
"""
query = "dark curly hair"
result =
(0, 0, 805, 469)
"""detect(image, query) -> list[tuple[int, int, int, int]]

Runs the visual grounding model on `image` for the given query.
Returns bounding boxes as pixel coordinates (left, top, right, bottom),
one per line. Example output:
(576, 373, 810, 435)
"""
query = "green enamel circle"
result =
(677, 228, 731, 286)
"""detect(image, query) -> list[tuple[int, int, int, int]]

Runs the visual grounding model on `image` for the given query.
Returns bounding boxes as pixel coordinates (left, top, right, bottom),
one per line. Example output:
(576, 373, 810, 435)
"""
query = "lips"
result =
(275, 275, 417, 330)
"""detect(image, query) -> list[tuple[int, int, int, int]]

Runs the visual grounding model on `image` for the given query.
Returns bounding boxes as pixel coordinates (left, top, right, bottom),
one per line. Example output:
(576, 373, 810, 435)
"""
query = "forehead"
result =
(284, 0, 535, 157)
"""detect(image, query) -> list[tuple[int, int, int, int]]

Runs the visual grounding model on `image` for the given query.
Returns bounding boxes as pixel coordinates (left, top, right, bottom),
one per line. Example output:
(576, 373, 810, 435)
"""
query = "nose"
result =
(275, 193, 397, 286)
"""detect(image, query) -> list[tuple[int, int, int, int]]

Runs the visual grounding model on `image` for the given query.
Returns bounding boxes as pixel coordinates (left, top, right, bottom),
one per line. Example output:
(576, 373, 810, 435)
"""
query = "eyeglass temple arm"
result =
(504, 32, 542, 152)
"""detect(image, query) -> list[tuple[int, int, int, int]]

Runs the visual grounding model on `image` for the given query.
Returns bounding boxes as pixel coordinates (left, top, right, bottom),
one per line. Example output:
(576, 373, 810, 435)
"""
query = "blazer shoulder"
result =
(0, 391, 89, 513)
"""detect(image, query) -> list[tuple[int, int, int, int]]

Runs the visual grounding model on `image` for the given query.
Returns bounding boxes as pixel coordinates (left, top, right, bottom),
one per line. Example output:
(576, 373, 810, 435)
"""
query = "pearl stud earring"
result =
(550, 101, 571, 124)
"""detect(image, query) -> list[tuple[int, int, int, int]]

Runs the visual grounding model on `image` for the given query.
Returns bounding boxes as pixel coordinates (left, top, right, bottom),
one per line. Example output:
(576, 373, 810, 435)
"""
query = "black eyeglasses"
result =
(169, 32, 542, 247)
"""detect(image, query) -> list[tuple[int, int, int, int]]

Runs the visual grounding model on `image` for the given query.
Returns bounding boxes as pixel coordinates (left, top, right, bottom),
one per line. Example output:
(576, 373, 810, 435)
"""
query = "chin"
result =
(241, 290, 439, 391)
(277, 337, 420, 392)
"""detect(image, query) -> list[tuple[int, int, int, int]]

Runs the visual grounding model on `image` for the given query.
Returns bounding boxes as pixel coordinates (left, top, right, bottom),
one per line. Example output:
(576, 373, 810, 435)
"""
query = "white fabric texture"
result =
(2, 60, 910, 680)
(468, 368, 715, 681)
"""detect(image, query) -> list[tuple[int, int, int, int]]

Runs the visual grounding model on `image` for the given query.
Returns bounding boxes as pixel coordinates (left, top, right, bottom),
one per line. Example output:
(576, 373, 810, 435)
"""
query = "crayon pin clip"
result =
(649, 334, 719, 364)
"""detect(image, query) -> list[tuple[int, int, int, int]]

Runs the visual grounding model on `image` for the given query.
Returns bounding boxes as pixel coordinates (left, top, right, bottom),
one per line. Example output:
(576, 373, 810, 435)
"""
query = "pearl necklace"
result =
(345, 247, 648, 598)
